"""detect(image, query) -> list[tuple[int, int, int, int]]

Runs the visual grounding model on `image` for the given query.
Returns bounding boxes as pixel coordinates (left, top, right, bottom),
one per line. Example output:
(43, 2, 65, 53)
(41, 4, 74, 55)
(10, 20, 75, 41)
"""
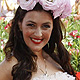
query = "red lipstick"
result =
(30, 38, 43, 44)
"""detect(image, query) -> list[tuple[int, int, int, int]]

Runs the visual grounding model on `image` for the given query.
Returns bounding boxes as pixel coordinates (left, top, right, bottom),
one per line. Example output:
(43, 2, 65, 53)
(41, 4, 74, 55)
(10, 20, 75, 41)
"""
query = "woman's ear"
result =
(18, 22, 22, 31)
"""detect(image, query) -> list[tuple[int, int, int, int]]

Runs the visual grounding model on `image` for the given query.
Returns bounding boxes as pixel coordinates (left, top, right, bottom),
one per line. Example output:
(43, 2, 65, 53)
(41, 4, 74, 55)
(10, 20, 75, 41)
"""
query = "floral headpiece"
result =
(17, 0, 71, 19)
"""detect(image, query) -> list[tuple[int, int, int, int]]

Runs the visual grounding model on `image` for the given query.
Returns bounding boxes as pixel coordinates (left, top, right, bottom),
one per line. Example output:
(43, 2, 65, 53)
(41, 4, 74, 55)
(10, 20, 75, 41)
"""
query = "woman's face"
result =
(19, 11, 53, 53)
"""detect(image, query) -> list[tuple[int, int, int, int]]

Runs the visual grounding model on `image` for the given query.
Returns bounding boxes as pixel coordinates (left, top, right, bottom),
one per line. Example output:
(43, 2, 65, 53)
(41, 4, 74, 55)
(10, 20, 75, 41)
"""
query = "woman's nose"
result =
(34, 28, 42, 37)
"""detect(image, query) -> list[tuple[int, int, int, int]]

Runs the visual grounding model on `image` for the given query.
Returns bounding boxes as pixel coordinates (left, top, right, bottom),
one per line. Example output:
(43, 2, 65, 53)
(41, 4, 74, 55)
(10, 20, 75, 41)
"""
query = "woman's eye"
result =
(26, 24, 35, 27)
(42, 25, 50, 28)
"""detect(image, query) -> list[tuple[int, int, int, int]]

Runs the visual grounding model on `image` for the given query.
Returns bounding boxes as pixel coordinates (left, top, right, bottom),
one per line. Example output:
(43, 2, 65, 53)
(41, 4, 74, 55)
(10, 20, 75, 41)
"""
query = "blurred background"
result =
(0, 0, 80, 79)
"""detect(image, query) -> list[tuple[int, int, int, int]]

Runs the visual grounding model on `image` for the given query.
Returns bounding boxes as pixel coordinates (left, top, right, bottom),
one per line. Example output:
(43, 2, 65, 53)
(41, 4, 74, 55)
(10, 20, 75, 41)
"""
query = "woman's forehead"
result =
(23, 11, 53, 23)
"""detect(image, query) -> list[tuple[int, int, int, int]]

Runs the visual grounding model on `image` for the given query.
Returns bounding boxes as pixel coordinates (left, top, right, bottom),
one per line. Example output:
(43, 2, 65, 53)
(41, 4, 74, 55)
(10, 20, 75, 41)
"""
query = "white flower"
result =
(18, 0, 37, 11)
(18, 0, 71, 19)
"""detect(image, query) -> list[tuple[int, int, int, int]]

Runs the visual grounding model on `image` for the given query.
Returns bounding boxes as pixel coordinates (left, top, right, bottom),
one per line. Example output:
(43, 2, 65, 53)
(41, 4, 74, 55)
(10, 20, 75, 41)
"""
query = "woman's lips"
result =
(30, 38, 43, 44)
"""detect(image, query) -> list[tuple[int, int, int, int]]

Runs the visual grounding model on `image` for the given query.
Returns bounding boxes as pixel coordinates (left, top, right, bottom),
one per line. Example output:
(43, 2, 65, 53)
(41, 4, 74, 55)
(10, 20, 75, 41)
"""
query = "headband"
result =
(17, 0, 71, 19)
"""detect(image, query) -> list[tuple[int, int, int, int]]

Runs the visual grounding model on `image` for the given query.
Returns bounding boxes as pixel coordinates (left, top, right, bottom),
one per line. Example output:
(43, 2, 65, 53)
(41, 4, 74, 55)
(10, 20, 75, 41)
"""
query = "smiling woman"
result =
(19, 11, 53, 53)
(0, 0, 76, 80)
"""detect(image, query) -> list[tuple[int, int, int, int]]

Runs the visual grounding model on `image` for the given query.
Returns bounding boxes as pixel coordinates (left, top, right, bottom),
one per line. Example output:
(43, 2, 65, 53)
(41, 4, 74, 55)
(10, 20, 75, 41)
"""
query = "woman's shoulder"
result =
(0, 56, 18, 80)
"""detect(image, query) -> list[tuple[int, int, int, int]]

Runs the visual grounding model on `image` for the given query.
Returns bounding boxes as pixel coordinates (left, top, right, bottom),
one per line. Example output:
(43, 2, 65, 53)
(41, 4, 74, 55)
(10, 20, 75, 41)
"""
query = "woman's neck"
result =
(33, 50, 44, 59)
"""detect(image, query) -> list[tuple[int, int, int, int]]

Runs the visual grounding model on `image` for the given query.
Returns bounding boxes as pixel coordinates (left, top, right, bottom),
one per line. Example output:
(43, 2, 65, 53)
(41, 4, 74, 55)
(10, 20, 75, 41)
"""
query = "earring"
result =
(54, 43, 58, 53)
(47, 42, 49, 48)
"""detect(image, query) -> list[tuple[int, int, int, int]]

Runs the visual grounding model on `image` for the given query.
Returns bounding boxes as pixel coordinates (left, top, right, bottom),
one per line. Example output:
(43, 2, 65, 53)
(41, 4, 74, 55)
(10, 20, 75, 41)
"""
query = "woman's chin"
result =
(31, 48, 42, 54)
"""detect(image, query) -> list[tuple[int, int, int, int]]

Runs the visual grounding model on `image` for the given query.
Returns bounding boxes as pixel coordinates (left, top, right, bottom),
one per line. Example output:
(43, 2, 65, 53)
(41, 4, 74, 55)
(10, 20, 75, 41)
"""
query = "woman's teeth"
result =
(32, 38, 42, 42)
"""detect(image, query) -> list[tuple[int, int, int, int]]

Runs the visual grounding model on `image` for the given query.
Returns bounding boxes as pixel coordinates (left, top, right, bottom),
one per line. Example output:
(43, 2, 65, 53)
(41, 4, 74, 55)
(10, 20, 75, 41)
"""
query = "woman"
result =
(0, 0, 76, 80)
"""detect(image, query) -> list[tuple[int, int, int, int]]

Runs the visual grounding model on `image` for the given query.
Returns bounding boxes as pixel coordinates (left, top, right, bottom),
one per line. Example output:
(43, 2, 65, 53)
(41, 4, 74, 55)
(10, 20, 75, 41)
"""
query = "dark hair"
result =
(4, 3, 76, 80)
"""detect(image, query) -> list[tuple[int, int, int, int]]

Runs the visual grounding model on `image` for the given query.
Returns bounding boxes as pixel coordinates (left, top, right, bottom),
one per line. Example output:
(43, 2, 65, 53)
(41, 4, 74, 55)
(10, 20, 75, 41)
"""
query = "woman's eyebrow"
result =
(26, 20, 51, 24)
(43, 22, 51, 24)
(26, 20, 36, 24)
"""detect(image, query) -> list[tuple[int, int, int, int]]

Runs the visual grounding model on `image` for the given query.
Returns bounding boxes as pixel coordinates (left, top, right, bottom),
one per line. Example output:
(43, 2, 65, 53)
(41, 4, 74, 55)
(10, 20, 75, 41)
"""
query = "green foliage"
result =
(0, 18, 9, 62)
(62, 14, 80, 72)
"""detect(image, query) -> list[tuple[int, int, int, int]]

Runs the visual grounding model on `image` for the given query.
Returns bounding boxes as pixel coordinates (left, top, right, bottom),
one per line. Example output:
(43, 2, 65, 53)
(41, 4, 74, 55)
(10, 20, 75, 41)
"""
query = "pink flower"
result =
(76, 72, 80, 80)
(4, 23, 11, 29)
(1, 44, 4, 50)
(18, 0, 37, 11)
(17, 0, 19, 2)
(18, 0, 71, 19)
(68, 42, 72, 46)
(74, 17, 77, 20)
(64, 20, 68, 24)
(0, 17, 4, 21)
(4, 26, 8, 29)
(77, 49, 79, 54)
(1, 39, 3, 41)
(76, 35, 80, 38)
(69, 49, 72, 55)
(72, 48, 76, 52)
(69, 30, 78, 37)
